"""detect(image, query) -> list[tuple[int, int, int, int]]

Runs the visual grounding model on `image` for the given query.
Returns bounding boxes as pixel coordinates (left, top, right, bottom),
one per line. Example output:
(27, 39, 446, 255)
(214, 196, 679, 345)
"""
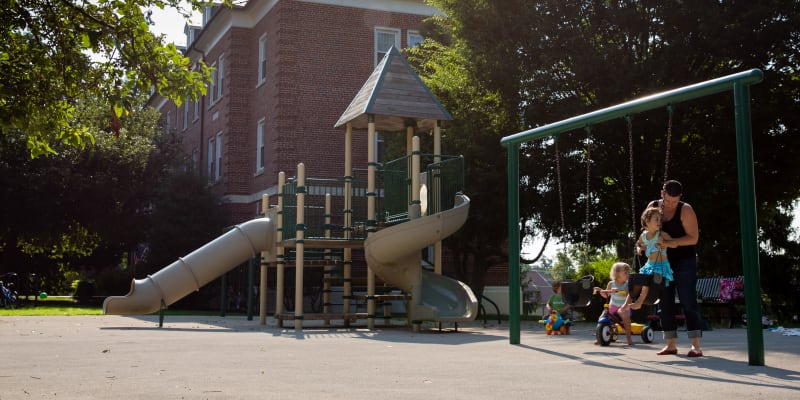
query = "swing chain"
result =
(663, 105, 674, 185)
(583, 126, 592, 268)
(626, 116, 638, 265)
(554, 135, 567, 238)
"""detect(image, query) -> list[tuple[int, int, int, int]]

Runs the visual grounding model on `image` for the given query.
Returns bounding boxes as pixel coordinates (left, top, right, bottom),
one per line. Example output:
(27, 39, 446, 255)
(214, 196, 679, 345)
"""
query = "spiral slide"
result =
(364, 194, 478, 323)
(103, 218, 276, 315)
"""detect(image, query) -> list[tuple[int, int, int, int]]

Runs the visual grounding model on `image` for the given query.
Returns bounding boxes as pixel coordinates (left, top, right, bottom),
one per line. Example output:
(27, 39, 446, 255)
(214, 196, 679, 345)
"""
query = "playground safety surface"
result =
(2, 315, 799, 399)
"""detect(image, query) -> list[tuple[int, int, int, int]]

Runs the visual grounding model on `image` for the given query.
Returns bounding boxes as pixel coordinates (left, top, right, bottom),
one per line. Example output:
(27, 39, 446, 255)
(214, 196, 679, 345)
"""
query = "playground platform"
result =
(2, 315, 798, 399)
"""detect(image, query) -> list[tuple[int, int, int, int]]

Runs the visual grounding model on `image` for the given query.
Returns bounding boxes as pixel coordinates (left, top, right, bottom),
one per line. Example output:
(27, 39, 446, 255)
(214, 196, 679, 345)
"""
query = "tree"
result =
(0, 94, 229, 295)
(1, 0, 224, 157)
(412, 0, 800, 318)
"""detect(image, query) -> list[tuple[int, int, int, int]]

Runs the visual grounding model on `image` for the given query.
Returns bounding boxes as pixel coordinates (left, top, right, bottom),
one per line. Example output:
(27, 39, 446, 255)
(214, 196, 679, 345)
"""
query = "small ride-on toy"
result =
(540, 276, 595, 335)
(595, 273, 662, 346)
(595, 303, 654, 345)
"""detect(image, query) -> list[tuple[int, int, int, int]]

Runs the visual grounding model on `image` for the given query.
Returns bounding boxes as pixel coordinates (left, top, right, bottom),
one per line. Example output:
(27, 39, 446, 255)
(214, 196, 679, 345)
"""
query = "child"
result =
(546, 281, 573, 322)
(632, 206, 675, 310)
(594, 262, 635, 345)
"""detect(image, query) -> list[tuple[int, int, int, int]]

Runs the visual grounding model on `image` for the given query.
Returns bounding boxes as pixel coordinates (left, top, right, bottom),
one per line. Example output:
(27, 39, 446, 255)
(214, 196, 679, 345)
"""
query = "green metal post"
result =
(733, 81, 764, 366)
(507, 145, 521, 344)
(247, 258, 255, 321)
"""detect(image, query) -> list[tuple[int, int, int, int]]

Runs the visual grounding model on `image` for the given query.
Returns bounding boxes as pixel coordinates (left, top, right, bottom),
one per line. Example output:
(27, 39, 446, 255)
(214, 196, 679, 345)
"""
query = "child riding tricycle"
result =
(593, 262, 660, 346)
(540, 276, 596, 335)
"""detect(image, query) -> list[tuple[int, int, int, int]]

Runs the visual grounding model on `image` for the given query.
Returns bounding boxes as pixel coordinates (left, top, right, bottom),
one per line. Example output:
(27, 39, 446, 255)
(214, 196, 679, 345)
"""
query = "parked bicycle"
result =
(1, 272, 19, 309)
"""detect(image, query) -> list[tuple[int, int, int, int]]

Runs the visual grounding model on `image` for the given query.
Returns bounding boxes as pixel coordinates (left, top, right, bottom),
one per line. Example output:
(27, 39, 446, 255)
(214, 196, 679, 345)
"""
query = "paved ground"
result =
(1, 315, 799, 399)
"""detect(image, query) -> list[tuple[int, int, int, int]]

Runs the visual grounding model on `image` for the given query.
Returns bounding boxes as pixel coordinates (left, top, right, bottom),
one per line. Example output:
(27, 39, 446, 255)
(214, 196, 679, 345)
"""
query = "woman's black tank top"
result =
(651, 201, 696, 260)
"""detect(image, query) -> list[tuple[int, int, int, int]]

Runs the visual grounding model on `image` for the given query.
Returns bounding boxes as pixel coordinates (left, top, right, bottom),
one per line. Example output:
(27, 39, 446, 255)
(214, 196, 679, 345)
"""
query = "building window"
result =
(209, 66, 217, 105)
(183, 99, 189, 130)
(215, 131, 223, 181)
(375, 27, 400, 66)
(216, 54, 224, 101)
(207, 138, 215, 181)
(408, 30, 423, 48)
(208, 54, 224, 106)
(258, 34, 268, 85)
(376, 132, 385, 164)
(256, 118, 266, 173)
(192, 148, 200, 174)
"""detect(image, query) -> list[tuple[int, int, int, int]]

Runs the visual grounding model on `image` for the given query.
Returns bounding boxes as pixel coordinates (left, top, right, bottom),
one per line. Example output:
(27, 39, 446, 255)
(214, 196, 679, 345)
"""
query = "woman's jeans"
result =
(659, 256, 702, 340)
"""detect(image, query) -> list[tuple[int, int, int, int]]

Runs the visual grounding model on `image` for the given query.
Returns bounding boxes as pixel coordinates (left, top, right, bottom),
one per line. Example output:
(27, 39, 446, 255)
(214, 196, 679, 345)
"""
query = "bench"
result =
(647, 276, 744, 330)
(696, 276, 745, 328)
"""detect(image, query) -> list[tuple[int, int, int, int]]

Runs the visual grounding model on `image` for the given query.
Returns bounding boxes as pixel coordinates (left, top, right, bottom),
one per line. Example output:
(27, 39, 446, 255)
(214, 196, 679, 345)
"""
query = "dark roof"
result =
(334, 46, 452, 132)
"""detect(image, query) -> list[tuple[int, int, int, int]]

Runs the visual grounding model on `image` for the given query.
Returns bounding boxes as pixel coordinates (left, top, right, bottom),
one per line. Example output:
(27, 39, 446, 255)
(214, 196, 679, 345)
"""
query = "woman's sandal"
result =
(656, 348, 678, 355)
(687, 350, 704, 357)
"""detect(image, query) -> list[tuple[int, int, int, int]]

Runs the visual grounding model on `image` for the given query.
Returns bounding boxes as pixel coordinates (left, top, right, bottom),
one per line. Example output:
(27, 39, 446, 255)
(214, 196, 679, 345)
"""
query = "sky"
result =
(148, 5, 199, 47)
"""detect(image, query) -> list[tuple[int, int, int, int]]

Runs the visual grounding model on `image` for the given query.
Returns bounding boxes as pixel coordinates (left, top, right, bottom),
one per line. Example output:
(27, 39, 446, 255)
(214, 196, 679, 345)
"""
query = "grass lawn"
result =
(0, 297, 250, 317)
(0, 298, 103, 316)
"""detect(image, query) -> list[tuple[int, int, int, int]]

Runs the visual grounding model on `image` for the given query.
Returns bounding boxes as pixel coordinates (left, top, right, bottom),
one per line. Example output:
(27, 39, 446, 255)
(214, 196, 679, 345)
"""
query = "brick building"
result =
(150, 0, 439, 223)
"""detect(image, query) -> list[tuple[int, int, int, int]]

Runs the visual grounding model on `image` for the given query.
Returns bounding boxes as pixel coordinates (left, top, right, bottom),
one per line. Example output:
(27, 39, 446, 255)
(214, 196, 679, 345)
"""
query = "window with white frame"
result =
(216, 54, 224, 101)
(256, 118, 266, 173)
(208, 54, 223, 105)
(183, 99, 189, 130)
(408, 30, 423, 48)
(207, 138, 215, 181)
(375, 27, 400, 66)
(209, 67, 217, 105)
(215, 131, 223, 180)
(258, 34, 268, 85)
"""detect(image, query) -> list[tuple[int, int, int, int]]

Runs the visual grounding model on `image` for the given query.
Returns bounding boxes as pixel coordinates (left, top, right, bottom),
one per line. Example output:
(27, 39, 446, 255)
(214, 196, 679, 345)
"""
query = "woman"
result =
(648, 180, 703, 357)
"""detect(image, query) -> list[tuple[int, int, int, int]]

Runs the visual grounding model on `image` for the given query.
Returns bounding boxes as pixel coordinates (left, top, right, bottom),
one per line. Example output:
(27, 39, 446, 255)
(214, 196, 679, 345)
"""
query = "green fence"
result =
(280, 154, 464, 241)
(381, 154, 464, 224)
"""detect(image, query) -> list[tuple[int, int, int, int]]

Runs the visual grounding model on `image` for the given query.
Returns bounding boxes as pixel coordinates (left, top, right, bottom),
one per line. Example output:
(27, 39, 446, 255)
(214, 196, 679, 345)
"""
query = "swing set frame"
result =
(501, 69, 765, 366)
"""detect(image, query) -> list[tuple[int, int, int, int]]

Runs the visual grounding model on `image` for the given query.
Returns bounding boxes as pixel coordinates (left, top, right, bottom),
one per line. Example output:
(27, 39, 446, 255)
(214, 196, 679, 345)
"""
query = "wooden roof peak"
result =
(334, 46, 452, 132)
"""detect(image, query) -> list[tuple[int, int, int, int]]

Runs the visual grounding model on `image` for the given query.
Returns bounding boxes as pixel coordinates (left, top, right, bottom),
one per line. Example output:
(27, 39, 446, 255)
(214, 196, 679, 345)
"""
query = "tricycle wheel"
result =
(641, 326, 654, 343)
(596, 323, 614, 346)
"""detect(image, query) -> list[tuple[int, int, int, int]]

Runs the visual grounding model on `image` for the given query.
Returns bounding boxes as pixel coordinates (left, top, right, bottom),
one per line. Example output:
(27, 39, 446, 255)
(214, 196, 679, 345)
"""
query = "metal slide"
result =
(104, 218, 276, 315)
(364, 194, 478, 322)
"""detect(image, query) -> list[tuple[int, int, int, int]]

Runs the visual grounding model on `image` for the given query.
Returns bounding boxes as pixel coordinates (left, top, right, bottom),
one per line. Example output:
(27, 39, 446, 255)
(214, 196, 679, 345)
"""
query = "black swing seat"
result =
(560, 275, 595, 307)
(629, 273, 663, 306)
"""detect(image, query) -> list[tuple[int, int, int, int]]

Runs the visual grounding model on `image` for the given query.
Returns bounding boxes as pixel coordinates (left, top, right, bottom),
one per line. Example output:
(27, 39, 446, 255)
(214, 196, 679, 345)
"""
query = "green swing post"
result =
(733, 81, 764, 366)
(507, 146, 521, 344)
(501, 69, 764, 365)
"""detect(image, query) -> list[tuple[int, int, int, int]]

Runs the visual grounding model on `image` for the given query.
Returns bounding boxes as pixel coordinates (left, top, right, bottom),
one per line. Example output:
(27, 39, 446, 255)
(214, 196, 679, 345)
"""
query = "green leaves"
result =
(1, 0, 222, 158)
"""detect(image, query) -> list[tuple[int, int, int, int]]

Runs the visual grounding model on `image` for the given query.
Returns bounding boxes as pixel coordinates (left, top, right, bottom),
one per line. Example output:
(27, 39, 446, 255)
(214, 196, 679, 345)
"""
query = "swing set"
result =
(551, 109, 671, 307)
(501, 69, 766, 366)
(552, 108, 673, 273)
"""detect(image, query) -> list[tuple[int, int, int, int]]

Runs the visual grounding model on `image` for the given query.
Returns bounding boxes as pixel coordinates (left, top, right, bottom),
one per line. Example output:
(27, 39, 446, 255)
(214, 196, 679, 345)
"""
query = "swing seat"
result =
(629, 273, 662, 306)
(560, 275, 595, 307)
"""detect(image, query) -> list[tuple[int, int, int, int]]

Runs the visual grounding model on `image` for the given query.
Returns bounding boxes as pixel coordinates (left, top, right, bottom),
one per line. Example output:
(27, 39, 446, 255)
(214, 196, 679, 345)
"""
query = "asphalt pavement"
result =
(1, 315, 798, 399)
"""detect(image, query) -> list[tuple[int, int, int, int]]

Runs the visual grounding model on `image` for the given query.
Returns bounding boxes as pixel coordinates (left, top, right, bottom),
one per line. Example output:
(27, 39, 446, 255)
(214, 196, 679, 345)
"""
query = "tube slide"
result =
(103, 218, 276, 315)
(364, 194, 478, 322)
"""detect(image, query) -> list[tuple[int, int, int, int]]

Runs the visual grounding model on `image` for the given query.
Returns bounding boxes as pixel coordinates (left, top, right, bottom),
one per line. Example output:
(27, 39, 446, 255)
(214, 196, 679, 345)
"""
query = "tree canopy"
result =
(0, 95, 228, 295)
(410, 0, 800, 314)
(1, 0, 222, 157)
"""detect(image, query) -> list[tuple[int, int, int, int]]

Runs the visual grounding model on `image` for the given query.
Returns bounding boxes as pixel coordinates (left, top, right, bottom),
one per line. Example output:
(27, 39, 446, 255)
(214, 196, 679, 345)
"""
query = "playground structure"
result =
(103, 47, 478, 330)
(501, 69, 765, 365)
